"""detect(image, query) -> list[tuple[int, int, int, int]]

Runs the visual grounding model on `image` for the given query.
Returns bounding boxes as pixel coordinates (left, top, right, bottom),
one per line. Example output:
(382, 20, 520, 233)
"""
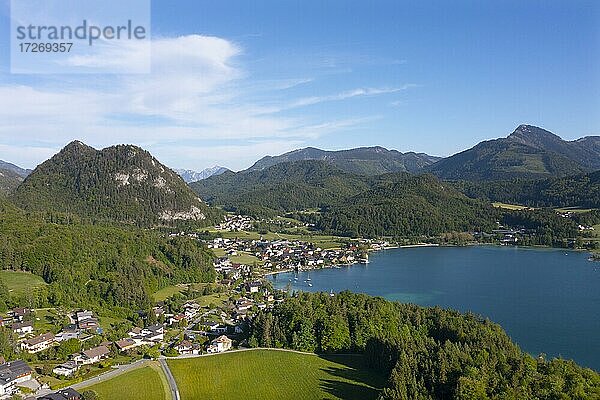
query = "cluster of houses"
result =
(115, 324, 164, 352)
(11, 309, 108, 356)
(214, 214, 253, 231)
(167, 301, 203, 327)
(174, 335, 233, 356)
(210, 237, 368, 274)
(0, 356, 83, 399)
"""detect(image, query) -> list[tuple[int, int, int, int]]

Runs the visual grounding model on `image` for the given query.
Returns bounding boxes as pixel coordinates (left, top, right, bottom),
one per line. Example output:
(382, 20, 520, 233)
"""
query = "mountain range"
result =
(10, 141, 220, 225)
(0, 160, 31, 177)
(175, 166, 229, 183)
(1, 123, 598, 226)
(191, 159, 497, 237)
(247, 146, 441, 175)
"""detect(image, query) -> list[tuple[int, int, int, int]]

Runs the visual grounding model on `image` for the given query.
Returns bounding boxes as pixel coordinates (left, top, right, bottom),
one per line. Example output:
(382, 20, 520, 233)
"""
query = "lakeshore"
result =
(268, 245, 600, 371)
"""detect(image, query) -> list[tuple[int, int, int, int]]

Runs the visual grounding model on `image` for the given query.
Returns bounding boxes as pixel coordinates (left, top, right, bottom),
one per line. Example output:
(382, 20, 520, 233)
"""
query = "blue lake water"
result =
(268, 246, 600, 370)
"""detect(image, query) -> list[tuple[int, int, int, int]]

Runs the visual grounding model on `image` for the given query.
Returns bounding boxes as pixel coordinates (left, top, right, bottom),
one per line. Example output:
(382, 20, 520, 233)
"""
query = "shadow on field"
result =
(318, 355, 386, 400)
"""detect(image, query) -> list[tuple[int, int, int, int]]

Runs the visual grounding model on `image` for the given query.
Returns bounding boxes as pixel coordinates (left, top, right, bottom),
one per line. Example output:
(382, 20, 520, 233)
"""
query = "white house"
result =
(206, 335, 232, 353)
(53, 361, 79, 377)
(21, 332, 55, 354)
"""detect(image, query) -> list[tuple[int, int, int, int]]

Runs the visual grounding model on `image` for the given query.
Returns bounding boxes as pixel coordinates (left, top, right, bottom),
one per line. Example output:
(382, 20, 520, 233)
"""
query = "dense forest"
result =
(0, 198, 215, 314)
(191, 160, 371, 216)
(315, 174, 498, 238)
(11, 141, 222, 226)
(249, 291, 600, 399)
(452, 171, 600, 209)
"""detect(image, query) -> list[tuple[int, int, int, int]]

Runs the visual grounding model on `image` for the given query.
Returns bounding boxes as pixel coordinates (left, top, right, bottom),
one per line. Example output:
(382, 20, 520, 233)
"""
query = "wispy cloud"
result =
(288, 85, 418, 108)
(0, 34, 415, 170)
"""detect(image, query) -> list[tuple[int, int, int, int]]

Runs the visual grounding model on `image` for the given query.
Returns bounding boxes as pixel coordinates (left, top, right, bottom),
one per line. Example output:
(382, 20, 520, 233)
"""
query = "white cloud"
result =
(0, 34, 414, 170)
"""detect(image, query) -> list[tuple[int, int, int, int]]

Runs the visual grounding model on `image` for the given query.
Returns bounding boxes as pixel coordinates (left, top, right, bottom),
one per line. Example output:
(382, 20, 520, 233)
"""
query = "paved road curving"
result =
(159, 357, 181, 400)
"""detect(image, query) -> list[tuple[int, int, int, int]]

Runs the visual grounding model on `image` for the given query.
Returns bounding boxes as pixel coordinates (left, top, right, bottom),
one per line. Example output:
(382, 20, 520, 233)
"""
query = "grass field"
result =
(168, 350, 386, 400)
(492, 202, 530, 210)
(0, 270, 47, 294)
(153, 285, 187, 302)
(212, 248, 263, 265)
(81, 364, 170, 400)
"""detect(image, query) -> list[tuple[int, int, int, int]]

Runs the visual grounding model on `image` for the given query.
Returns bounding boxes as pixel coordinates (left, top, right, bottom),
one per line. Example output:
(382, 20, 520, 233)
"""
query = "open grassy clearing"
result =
(0, 270, 46, 294)
(81, 363, 170, 400)
(492, 202, 531, 210)
(168, 349, 386, 400)
(555, 206, 597, 214)
(212, 247, 263, 265)
(153, 285, 188, 302)
(33, 308, 65, 332)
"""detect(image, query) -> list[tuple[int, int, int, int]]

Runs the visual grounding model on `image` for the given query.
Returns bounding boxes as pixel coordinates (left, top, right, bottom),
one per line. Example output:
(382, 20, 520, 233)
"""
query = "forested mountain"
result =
(0, 168, 24, 195)
(426, 125, 600, 180)
(250, 291, 600, 400)
(247, 146, 441, 175)
(316, 174, 497, 237)
(192, 160, 497, 237)
(11, 141, 221, 225)
(175, 166, 230, 183)
(453, 170, 600, 208)
(0, 202, 215, 312)
(0, 159, 31, 177)
(191, 160, 371, 216)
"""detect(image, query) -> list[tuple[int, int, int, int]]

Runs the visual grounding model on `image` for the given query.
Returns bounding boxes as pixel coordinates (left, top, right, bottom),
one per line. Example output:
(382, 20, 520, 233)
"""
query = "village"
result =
(0, 213, 402, 399)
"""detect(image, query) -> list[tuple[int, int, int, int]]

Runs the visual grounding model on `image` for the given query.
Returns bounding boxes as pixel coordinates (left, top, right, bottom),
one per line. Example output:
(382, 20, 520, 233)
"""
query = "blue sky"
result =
(0, 0, 598, 170)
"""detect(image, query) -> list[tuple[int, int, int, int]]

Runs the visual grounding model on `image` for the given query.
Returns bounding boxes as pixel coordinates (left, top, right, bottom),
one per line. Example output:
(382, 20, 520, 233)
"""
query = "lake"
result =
(268, 245, 600, 370)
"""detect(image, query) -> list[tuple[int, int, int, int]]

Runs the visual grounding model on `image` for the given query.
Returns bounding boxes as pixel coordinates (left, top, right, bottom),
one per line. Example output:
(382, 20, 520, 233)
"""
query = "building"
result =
(245, 281, 261, 293)
(52, 361, 78, 377)
(11, 321, 34, 336)
(175, 340, 201, 355)
(115, 338, 136, 352)
(127, 324, 164, 347)
(37, 387, 82, 400)
(10, 307, 30, 322)
(206, 335, 232, 353)
(21, 332, 55, 353)
(75, 345, 110, 365)
(0, 360, 33, 396)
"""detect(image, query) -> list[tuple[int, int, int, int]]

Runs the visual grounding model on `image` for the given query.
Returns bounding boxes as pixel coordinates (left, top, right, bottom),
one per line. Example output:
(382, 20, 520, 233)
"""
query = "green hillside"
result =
(250, 291, 600, 400)
(192, 161, 497, 237)
(11, 141, 221, 226)
(452, 170, 600, 208)
(191, 160, 370, 216)
(426, 125, 598, 181)
(0, 202, 215, 311)
(317, 174, 497, 237)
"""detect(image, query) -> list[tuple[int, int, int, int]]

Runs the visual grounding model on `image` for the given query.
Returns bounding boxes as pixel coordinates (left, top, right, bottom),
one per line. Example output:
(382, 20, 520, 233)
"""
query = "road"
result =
(35, 359, 151, 398)
(71, 359, 151, 390)
(159, 357, 181, 400)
